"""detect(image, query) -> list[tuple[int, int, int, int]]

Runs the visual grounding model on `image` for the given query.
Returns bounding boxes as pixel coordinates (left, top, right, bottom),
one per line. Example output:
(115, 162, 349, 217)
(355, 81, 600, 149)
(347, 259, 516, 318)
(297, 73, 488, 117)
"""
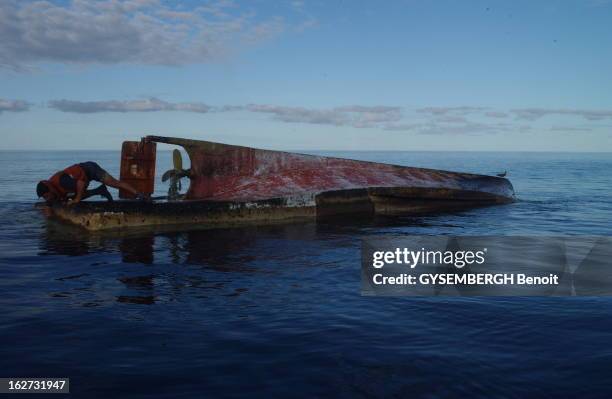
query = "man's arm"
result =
(71, 180, 86, 204)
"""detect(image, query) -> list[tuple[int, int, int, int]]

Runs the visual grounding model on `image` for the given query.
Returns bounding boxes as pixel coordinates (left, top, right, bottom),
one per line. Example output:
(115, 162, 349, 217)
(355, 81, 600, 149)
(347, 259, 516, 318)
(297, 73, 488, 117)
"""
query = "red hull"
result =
(146, 136, 515, 202)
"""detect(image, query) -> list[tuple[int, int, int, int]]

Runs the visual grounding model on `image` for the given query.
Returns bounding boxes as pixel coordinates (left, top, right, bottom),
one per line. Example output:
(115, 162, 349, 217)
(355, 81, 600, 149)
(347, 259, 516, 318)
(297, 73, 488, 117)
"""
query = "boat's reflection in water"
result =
(38, 216, 383, 306)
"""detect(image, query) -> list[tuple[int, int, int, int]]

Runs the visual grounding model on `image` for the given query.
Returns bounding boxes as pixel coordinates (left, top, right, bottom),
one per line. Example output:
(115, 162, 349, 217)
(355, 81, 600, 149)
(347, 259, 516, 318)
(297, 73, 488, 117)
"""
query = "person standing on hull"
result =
(36, 161, 146, 205)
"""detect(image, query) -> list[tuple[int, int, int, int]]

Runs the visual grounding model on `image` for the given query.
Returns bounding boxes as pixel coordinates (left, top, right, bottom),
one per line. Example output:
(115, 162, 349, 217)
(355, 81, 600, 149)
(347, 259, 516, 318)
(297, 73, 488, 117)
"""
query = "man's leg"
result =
(85, 162, 144, 199)
(81, 184, 113, 201)
(101, 174, 141, 197)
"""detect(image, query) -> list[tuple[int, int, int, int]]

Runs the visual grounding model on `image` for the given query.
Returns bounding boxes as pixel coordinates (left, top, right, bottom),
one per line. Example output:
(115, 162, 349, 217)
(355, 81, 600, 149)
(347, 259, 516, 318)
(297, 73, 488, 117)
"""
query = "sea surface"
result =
(1, 150, 612, 398)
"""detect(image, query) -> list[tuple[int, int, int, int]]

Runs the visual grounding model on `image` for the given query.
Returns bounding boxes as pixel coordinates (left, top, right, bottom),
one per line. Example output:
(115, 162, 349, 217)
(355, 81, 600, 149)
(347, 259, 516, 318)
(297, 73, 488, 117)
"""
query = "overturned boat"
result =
(48, 135, 515, 230)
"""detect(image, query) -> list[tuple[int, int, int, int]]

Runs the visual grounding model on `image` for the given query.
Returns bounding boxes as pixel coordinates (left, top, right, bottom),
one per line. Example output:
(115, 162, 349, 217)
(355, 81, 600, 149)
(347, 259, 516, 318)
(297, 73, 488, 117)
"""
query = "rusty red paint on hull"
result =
(147, 136, 515, 202)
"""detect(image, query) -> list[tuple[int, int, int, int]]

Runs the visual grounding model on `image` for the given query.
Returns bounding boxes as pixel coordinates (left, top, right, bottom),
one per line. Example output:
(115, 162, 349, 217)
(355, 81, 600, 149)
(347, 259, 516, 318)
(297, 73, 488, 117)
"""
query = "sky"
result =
(1, 0, 612, 151)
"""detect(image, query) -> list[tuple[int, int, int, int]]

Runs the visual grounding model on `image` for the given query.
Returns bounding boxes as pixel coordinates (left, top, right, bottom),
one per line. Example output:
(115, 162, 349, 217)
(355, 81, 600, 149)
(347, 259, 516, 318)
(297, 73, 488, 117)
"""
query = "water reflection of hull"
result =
(42, 218, 303, 266)
(40, 219, 324, 306)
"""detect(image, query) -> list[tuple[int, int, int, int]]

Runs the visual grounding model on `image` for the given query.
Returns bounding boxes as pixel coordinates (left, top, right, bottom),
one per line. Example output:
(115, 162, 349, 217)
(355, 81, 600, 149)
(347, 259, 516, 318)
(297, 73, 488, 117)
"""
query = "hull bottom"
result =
(47, 187, 514, 231)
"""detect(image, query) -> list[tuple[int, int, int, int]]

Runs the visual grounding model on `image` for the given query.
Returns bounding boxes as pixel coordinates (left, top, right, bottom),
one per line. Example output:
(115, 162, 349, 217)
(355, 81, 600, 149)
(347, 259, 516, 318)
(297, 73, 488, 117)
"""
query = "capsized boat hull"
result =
(47, 136, 515, 230)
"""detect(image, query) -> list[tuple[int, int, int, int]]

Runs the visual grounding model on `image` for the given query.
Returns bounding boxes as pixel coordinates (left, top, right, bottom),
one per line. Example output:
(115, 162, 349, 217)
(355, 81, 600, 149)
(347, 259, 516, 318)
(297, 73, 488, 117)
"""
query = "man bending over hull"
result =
(36, 161, 144, 205)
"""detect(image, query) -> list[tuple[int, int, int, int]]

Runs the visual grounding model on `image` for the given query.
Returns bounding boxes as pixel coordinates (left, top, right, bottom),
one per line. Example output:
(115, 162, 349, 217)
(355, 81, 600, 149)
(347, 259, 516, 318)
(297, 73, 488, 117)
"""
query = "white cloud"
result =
(0, 98, 29, 113)
(49, 98, 210, 113)
(512, 108, 612, 121)
(242, 16, 285, 44)
(0, 0, 303, 71)
(416, 106, 487, 116)
(245, 104, 402, 128)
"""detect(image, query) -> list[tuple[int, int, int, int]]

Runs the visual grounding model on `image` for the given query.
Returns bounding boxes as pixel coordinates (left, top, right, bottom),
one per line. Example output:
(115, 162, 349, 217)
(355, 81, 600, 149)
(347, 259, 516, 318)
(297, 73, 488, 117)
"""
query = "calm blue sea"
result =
(1, 150, 612, 398)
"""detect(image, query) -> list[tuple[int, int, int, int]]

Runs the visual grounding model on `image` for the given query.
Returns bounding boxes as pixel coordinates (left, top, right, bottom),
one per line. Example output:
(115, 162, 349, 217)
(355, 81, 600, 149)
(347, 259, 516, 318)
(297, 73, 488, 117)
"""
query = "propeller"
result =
(162, 149, 190, 200)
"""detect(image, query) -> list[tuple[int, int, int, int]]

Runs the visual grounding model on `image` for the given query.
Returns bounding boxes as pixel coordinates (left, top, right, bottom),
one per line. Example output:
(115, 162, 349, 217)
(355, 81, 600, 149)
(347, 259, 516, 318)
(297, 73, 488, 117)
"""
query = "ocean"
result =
(1, 150, 611, 397)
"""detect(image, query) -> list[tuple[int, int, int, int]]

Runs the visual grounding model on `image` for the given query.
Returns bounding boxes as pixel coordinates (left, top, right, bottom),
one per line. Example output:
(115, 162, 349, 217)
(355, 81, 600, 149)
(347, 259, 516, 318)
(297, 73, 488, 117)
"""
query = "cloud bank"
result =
(8, 96, 609, 135)
(244, 104, 402, 128)
(49, 98, 210, 113)
(417, 106, 487, 116)
(0, 0, 296, 71)
(0, 98, 29, 113)
(46, 99, 401, 128)
(512, 108, 612, 121)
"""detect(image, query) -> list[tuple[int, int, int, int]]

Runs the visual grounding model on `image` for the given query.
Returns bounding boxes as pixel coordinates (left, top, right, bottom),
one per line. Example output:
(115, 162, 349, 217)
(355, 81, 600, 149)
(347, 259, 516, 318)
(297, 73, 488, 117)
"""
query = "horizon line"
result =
(1, 149, 612, 154)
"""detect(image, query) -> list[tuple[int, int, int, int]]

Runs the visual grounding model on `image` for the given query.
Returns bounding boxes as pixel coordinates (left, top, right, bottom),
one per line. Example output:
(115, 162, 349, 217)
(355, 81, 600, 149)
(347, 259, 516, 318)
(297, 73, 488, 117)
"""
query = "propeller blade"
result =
(173, 149, 183, 171)
(161, 169, 176, 182)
